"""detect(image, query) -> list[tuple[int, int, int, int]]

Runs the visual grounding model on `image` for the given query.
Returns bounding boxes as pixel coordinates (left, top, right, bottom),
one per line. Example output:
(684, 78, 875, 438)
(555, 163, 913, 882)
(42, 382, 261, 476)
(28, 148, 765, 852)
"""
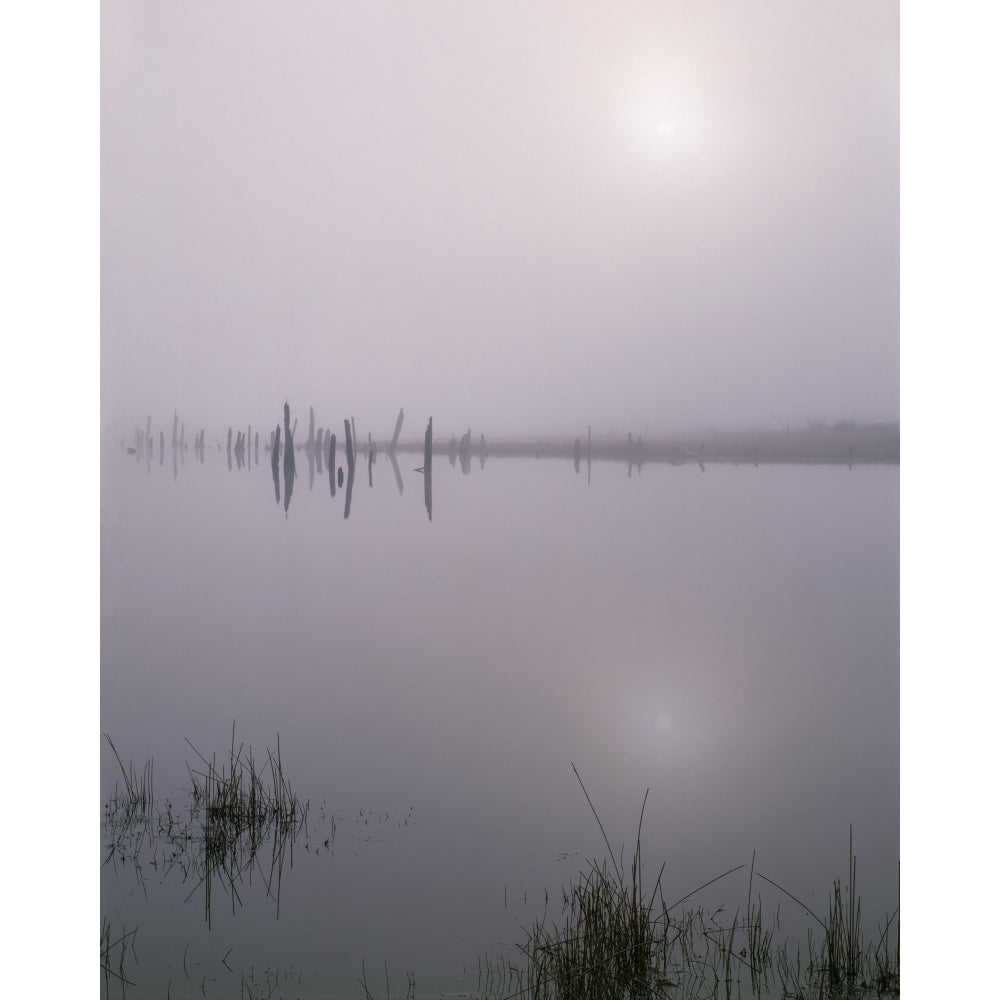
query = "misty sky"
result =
(101, 1, 898, 438)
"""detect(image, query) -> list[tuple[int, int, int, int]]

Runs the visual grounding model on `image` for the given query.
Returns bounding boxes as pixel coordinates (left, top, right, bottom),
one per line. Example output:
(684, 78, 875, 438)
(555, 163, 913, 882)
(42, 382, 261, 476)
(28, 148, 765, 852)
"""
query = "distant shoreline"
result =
(391, 422, 899, 466)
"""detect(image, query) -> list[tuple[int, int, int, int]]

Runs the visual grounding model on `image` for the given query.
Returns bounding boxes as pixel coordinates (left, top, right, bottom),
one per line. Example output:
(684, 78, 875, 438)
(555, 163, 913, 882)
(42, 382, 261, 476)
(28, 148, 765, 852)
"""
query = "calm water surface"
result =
(101, 439, 898, 998)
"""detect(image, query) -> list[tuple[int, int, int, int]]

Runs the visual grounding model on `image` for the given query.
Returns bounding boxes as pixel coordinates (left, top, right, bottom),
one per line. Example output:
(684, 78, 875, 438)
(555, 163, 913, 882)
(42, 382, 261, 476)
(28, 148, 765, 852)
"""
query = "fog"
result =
(101, 1, 898, 438)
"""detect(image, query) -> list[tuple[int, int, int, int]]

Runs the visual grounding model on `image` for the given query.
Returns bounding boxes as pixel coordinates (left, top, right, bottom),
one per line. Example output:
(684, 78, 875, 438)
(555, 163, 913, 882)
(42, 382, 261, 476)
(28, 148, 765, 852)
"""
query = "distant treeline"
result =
(392, 422, 899, 466)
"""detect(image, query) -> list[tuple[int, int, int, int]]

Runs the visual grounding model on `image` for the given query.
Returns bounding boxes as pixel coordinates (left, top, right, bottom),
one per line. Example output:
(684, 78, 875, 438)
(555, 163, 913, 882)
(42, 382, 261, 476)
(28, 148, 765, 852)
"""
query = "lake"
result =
(101, 424, 899, 999)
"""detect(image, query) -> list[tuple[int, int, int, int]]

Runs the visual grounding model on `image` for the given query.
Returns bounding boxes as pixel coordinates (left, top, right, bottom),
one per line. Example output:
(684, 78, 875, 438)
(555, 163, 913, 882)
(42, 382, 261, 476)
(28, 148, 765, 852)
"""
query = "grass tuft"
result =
(479, 769, 898, 1000)
(104, 733, 154, 821)
(185, 723, 308, 926)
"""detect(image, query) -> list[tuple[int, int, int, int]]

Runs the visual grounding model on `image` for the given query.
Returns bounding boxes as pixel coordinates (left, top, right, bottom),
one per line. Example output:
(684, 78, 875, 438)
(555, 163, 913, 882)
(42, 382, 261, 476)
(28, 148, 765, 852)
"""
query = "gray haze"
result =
(101, 1, 898, 437)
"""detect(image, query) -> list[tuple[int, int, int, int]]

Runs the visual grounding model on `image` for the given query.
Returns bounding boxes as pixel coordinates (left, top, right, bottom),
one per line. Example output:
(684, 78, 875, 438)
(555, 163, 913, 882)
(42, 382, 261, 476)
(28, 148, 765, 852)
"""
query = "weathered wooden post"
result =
(458, 429, 471, 474)
(423, 417, 433, 521)
(272, 424, 281, 503)
(390, 408, 404, 450)
(344, 420, 355, 475)
(388, 446, 404, 494)
(343, 461, 355, 519)
(283, 402, 296, 513)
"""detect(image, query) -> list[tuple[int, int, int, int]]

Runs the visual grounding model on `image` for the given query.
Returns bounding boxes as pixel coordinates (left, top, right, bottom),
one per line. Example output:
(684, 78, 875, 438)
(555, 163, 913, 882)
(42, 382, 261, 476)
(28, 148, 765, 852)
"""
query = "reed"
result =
(757, 827, 900, 999)
(483, 771, 897, 1000)
(186, 724, 304, 841)
(182, 724, 307, 926)
(103, 733, 154, 821)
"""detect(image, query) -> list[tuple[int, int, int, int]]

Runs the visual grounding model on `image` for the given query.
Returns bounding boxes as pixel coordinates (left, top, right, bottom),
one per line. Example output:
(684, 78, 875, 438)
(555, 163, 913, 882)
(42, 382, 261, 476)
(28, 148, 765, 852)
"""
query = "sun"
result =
(619, 101, 694, 163)
(614, 59, 708, 166)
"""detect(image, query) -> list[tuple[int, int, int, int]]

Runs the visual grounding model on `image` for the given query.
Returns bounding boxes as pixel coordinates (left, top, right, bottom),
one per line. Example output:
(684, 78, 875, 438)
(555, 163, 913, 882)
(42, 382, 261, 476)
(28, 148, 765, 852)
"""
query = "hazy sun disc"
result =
(655, 119, 677, 138)
(654, 712, 673, 731)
